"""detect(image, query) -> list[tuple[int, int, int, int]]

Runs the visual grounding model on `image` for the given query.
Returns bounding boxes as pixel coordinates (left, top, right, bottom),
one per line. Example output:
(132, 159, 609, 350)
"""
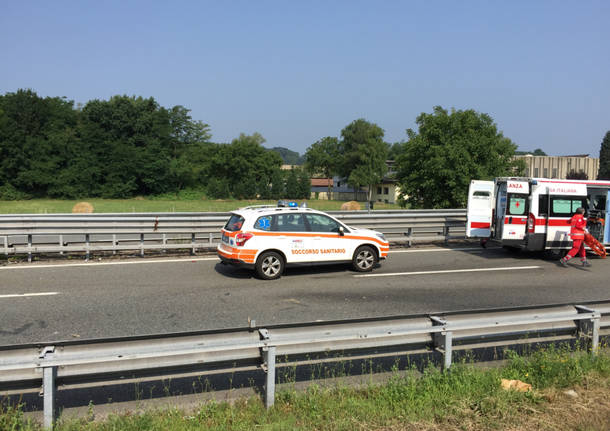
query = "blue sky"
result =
(2, 1, 609, 157)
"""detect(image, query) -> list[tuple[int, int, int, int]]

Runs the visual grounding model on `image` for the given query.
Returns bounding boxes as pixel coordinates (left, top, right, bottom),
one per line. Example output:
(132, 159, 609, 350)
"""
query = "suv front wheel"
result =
(352, 246, 377, 272)
(255, 251, 285, 280)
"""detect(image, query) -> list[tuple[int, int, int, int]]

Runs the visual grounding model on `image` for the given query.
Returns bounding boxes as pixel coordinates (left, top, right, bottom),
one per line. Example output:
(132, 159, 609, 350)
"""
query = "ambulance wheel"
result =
(255, 251, 284, 280)
(352, 246, 377, 272)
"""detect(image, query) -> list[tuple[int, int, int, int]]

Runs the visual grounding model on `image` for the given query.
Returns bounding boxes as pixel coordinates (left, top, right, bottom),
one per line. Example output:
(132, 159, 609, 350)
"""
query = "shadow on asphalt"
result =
(214, 261, 381, 280)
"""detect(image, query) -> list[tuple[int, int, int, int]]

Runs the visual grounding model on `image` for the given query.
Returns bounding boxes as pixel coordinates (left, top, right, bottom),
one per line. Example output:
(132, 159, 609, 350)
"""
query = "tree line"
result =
(2, 89, 608, 207)
(0, 90, 310, 200)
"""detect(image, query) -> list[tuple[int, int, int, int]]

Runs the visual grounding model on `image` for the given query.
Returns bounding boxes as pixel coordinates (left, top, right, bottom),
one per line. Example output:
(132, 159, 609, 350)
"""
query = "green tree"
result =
(208, 133, 283, 198)
(396, 106, 520, 208)
(598, 131, 610, 180)
(297, 168, 311, 199)
(515, 148, 547, 156)
(566, 170, 588, 180)
(285, 168, 299, 199)
(270, 169, 285, 199)
(304, 136, 340, 199)
(339, 119, 387, 202)
(0, 89, 79, 198)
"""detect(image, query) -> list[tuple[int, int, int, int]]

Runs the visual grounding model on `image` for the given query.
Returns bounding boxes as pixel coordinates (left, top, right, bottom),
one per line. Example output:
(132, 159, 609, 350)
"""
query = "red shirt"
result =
(569, 214, 586, 240)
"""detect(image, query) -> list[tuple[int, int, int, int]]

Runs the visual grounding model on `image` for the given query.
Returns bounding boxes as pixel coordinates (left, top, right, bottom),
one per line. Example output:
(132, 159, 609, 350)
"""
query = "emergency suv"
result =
(217, 205, 389, 279)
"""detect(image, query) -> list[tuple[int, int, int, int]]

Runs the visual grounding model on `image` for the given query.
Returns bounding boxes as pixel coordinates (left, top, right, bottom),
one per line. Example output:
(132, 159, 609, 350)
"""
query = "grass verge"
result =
(2, 346, 609, 430)
(0, 198, 399, 214)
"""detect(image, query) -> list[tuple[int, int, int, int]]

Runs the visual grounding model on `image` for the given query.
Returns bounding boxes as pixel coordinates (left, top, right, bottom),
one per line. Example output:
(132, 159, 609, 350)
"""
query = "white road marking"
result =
(354, 265, 541, 278)
(0, 247, 494, 270)
(0, 257, 219, 270)
(0, 292, 59, 298)
(389, 247, 484, 253)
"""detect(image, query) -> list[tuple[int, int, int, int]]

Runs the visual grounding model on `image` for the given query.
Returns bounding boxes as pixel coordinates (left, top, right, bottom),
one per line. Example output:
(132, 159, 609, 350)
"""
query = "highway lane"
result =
(1, 244, 609, 345)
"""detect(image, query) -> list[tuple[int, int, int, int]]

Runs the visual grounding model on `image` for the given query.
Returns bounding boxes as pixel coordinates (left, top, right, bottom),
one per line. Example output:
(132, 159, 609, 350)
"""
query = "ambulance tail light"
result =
(235, 232, 253, 246)
(527, 213, 536, 233)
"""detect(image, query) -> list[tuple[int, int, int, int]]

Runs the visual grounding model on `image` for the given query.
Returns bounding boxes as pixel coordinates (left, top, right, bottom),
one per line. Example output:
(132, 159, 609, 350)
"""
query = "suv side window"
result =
(254, 215, 272, 231)
(305, 214, 342, 233)
(273, 213, 307, 232)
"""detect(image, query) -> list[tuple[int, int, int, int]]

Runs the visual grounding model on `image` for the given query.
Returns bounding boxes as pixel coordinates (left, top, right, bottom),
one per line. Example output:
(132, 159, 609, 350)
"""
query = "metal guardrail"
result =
(1, 300, 608, 428)
(0, 210, 467, 260)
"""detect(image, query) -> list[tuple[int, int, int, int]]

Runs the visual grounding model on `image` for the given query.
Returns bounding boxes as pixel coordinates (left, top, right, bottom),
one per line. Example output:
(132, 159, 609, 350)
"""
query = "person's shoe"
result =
(559, 257, 569, 267)
(581, 260, 592, 267)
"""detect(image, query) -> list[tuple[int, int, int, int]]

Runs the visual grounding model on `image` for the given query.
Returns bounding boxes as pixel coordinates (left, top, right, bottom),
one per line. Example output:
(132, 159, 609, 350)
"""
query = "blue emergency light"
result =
(288, 202, 298, 207)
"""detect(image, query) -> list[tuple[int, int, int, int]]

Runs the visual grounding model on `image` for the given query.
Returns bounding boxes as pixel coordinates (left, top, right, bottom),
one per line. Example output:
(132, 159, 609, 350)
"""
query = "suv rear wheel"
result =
(352, 246, 377, 272)
(256, 251, 285, 280)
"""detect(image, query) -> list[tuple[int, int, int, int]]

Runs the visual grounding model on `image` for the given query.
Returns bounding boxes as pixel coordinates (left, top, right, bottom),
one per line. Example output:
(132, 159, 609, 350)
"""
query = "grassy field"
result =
(0, 198, 400, 214)
(2, 347, 609, 430)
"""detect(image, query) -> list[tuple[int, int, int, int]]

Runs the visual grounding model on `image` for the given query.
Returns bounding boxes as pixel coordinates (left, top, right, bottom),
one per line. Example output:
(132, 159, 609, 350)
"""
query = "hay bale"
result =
(340, 201, 361, 211)
(72, 202, 94, 213)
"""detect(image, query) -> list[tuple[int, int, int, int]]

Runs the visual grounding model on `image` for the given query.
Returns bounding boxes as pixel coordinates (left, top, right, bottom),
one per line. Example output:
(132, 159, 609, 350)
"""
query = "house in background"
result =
(310, 178, 334, 200)
(515, 154, 599, 179)
(315, 160, 400, 203)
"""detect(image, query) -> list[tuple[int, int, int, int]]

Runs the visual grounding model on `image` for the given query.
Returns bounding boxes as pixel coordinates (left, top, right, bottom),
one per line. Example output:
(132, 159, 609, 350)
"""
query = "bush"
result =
(0, 184, 30, 200)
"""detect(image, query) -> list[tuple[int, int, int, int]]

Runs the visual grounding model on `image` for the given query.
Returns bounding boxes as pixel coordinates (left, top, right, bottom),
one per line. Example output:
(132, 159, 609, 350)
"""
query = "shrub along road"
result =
(1, 245, 609, 345)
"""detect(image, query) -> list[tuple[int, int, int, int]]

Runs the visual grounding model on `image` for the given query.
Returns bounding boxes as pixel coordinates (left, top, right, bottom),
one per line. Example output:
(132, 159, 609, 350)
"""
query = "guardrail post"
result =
(140, 234, 145, 257)
(28, 234, 33, 262)
(3, 235, 7, 256)
(42, 366, 57, 430)
(59, 235, 64, 255)
(259, 328, 276, 408)
(405, 228, 413, 247)
(444, 226, 450, 245)
(431, 316, 452, 370)
(209, 232, 213, 245)
(85, 234, 90, 261)
(263, 346, 276, 408)
(575, 306, 601, 354)
(112, 234, 117, 255)
(162, 234, 167, 253)
(38, 345, 57, 429)
(191, 233, 196, 255)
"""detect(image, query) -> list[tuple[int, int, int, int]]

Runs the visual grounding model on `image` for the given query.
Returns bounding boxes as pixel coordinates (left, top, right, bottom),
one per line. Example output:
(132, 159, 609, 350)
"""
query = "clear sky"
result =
(2, 1, 609, 157)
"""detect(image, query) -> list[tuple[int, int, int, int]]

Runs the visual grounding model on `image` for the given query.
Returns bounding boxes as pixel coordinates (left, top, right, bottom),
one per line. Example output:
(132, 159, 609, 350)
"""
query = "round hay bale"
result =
(340, 201, 361, 211)
(72, 202, 94, 213)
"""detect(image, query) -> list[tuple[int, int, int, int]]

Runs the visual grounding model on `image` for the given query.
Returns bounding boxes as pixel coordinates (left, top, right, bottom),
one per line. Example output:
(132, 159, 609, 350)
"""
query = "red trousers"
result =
(566, 239, 586, 259)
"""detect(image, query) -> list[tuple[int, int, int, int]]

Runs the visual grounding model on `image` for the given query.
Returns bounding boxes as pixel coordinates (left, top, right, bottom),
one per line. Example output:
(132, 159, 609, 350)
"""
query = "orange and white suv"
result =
(217, 205, 389, 279)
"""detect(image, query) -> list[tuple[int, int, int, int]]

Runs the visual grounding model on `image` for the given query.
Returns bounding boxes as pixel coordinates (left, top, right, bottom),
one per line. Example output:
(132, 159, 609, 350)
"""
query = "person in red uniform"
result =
(560, 207, 591, 267)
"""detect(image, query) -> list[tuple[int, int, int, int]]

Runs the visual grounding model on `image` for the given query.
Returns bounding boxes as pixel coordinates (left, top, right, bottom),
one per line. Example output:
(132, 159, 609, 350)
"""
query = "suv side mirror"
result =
(338, 226, 345, 236)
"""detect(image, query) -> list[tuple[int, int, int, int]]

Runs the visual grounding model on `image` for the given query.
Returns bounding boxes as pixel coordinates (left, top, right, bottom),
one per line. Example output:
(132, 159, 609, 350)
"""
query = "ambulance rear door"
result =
(499, 180, 530, 243)
(545, 183, 587, 249)
(466, 180, 494, 238)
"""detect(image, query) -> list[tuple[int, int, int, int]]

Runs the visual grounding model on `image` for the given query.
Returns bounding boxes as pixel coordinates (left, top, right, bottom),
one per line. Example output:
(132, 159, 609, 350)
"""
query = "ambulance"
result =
(467, 177, 610, 254)
(217, 205, 389, 279)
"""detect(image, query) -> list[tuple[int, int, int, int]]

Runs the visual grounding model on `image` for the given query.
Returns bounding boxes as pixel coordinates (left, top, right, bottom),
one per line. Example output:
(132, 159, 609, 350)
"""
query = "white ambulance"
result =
(217, 205, 389, 279)
(467, 177, 610, 254)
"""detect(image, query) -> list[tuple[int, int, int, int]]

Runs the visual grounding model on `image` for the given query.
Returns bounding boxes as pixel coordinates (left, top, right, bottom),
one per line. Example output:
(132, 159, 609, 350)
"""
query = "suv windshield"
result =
(224, 214, 245, 232)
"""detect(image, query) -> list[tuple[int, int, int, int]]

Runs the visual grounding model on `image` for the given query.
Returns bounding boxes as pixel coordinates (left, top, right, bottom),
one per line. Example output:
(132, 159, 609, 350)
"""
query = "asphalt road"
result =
(1, 244, 609, 345)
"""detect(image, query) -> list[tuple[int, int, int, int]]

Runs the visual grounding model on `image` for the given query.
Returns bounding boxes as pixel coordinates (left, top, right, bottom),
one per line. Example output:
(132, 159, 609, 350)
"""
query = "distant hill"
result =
(270, 147, 305, 165)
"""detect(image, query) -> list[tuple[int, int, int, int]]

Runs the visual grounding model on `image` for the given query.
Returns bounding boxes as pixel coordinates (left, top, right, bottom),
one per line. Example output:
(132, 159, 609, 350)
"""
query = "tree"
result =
(338, 119, 387, 202)
(598, 131, 610, 180)
(304, 137, 340, 199)
(515, 148, 547, 156)
(297, 168, 311, 199)
(566, 170, 588, 180)
(387, 142, 404, 160)
(285, 168, 299, 199)
(208, 133, 283, 198)
(270, 169, 285, 199)
(395, 106, 520, 208)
